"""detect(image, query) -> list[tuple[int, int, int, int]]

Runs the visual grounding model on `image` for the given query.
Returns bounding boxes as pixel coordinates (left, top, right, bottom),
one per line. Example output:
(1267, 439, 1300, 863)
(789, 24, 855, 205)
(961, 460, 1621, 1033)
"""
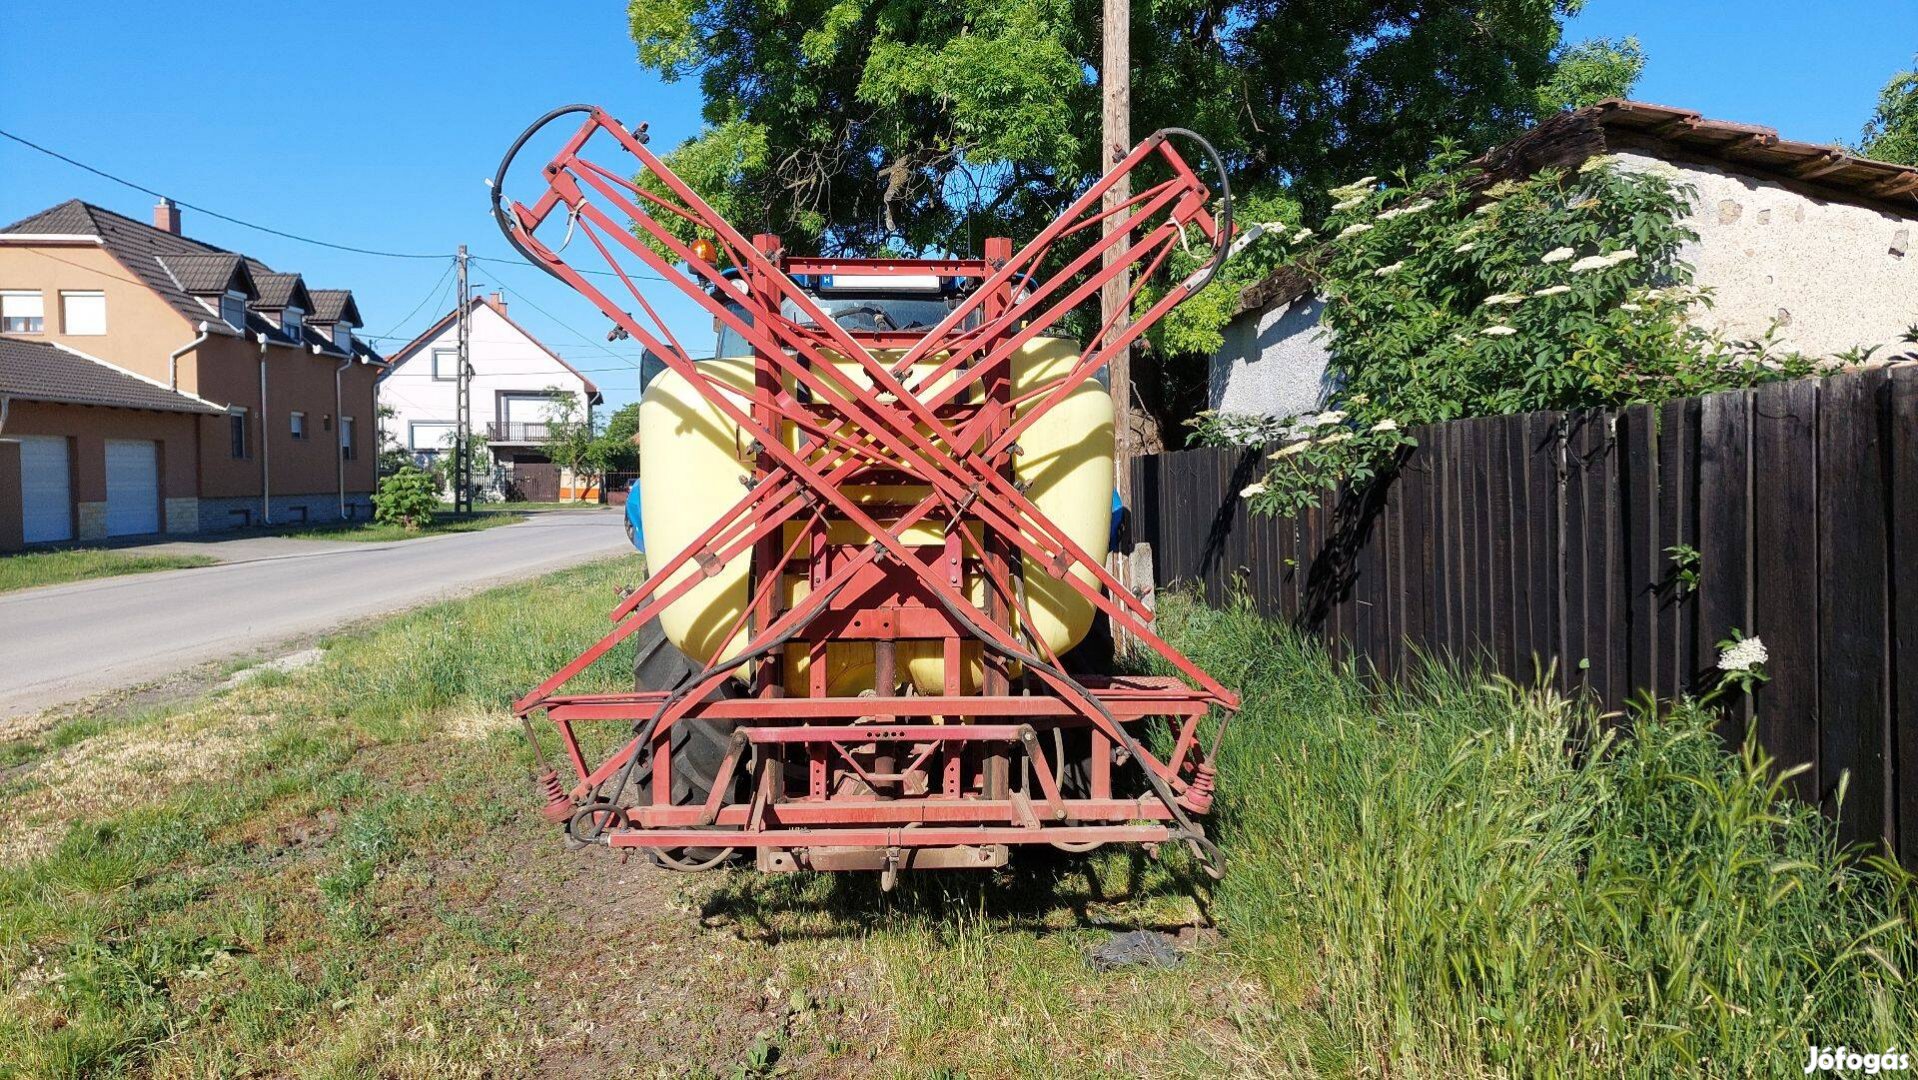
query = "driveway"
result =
(0, 510, 632, 718)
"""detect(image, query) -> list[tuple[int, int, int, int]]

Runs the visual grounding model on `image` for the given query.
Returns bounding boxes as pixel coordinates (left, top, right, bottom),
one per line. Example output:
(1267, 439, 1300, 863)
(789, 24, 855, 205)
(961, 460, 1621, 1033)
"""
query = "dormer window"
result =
(220, 291, 248, 330)
(282, 307, 304, 339)
(332, 323, 353, 349)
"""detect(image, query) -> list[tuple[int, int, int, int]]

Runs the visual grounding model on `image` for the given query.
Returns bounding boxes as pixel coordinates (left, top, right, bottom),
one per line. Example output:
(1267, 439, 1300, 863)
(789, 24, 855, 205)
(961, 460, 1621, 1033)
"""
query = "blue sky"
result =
(3, 2, 1914, 413)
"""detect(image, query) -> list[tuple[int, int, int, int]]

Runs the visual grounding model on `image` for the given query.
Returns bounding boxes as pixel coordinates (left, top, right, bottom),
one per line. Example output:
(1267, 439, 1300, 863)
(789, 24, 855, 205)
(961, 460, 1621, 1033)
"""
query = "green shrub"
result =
(370, 467, 438, 531)
(1226, 149, 1825, 515)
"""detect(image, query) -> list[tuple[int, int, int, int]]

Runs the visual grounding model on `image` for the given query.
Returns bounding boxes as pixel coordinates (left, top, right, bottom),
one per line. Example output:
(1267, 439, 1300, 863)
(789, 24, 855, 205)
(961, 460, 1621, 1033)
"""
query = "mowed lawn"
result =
(0, 548, 216, 594)
(0, 560, 1912, 1077)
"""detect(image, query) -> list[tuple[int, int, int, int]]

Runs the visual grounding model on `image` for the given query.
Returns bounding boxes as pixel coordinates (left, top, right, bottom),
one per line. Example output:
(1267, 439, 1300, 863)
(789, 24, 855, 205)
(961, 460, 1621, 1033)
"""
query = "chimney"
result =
(153, 197, 181, 235)
(489, 291, 506, 314)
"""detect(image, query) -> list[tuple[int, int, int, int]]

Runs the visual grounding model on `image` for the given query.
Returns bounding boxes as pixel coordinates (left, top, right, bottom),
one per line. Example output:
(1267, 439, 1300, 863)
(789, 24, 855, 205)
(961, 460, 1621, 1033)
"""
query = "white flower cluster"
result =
(1716, 636, 1769, 673)
(1374, 262, 1405, 277)
(1533, 285, 1572, 298)
(1337, 223, 1374, 240)
(1570, 248, 1638, 273)
(1376, 199, 1435, 221)
(1481, 293, 1527, 307)
(1481, 325, 1517, 337)
(1541, 247, 1576, 265)
(1240, 482, 1268, 499)
(1312, 410, 1347, 426)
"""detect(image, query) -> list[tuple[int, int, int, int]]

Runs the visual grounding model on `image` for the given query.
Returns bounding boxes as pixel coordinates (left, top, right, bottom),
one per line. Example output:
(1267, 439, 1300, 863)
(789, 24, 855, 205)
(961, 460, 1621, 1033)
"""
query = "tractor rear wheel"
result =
(627, 615, 746, 866)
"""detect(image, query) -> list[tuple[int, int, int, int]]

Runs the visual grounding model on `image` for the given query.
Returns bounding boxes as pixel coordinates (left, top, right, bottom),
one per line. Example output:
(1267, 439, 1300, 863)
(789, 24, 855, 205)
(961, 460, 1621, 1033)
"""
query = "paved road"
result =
(0, 510, 631, 718)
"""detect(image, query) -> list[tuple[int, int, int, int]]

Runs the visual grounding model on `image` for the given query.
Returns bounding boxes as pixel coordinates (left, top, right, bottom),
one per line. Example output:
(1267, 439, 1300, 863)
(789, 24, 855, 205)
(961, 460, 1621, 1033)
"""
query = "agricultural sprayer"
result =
(493, 105, 1240, 885)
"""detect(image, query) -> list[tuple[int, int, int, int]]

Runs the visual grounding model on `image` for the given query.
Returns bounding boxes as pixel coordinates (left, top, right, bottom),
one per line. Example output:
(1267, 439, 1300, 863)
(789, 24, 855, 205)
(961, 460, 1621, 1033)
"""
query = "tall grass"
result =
(1161, 595, 1918, 1076)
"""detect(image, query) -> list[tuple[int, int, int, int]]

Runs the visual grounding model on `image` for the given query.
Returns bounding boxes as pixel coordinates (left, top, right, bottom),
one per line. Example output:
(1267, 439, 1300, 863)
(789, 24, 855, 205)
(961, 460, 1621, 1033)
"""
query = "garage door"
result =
(18, 436, 72, 543)
(104, 439, 160, 537)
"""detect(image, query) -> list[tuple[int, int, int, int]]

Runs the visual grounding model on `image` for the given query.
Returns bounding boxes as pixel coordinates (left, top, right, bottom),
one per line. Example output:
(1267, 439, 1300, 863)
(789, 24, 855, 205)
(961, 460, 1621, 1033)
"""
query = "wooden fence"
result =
(1128, 367, 1918, 863)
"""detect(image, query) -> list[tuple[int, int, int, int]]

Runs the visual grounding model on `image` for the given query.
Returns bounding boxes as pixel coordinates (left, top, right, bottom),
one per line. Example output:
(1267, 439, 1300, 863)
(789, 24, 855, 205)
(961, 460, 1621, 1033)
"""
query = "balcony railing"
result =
(488, 421, 552, 443)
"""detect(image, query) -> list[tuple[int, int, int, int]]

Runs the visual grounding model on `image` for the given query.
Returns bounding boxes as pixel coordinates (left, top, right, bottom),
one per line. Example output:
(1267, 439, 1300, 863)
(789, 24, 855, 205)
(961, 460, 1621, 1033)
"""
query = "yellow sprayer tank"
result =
(638, 337, 1113, 695)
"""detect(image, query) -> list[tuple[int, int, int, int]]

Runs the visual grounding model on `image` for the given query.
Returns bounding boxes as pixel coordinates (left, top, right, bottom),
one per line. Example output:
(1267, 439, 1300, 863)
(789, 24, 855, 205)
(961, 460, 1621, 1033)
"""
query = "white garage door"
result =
(104, 439, 160, 537)
(18, 436, 72, 543)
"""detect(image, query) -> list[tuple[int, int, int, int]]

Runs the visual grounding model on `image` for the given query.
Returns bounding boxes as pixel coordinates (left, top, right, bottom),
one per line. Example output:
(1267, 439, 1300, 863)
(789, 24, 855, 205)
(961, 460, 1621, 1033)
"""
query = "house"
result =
(1210, 99, 1918, 418)
(377, 294, 602, 502)
(0, 337, 228, 548)
(0, 198, 384, 545)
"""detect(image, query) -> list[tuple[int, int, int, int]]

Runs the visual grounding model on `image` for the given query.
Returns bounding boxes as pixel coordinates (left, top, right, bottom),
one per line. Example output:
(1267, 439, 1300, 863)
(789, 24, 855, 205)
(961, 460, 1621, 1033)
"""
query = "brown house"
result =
(0, 198, 385, 546)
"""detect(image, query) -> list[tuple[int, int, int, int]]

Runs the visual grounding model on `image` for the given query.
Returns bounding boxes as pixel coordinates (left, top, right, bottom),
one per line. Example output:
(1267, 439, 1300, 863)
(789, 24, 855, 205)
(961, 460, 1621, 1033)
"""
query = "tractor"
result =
(493, 105, 1240, 885)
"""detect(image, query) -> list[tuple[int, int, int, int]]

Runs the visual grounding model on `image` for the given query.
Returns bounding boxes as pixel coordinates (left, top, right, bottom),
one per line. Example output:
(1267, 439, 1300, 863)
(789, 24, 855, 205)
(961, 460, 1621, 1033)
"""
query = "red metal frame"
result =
(493, 106, 1239, 877)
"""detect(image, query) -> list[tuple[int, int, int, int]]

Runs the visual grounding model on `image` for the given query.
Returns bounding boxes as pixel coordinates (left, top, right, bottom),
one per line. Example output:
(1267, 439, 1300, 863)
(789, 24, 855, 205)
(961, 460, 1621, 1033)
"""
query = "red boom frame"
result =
(492, 105, 1240, 880)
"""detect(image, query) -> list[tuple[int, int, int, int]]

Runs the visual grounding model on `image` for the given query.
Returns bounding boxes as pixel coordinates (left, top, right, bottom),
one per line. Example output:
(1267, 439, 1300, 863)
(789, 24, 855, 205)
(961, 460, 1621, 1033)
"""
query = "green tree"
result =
(1858, 58, 1918, 166)
(600, 401, 642, 475)
(627, 0, 1642, 256)
(539, 391, 623, 500)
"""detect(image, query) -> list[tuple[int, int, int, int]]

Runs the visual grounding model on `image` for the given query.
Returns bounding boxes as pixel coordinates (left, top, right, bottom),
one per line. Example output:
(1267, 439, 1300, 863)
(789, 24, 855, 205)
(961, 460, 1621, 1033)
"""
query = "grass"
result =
(0, 567, 1911, 1077)
(275, 511, 526, 544)
(1154, 595, 1918, 1076)
(0, 548, 215, 593)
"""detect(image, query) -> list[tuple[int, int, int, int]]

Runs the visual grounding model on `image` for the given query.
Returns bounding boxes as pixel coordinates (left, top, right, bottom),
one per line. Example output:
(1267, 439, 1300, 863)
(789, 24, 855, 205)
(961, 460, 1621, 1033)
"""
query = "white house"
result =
(377, 293, 601, 501)
(1211, 99, 1918, 418)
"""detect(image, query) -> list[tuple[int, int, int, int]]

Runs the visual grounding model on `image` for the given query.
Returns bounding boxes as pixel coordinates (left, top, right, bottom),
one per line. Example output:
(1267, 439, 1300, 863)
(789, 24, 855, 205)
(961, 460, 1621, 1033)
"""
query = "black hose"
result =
(490, 104, 600, 285)
(1149, 127, 1233, 294)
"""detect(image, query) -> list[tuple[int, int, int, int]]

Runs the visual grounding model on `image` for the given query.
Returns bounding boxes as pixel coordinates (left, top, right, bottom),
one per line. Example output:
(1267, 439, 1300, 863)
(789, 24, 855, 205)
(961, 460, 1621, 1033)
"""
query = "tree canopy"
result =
(1859, 58, 1918, 166)
(627, 0, 1641, 256)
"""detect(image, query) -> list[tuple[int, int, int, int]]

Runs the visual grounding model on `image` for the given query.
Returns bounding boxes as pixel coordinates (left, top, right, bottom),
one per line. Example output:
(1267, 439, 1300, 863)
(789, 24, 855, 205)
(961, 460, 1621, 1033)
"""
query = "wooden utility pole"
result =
(1101, 0, 1133, 499)
(454, 244, 473, 514)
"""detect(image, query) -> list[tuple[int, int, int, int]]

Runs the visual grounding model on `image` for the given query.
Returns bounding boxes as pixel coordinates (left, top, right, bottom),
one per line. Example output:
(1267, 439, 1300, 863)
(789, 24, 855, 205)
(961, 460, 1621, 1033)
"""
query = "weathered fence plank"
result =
(1890, 366, 1918, 866)
(1750, 378, 1822, 804)
(1696, 390, 1753, 745)
(1816, 369, 1890, 849)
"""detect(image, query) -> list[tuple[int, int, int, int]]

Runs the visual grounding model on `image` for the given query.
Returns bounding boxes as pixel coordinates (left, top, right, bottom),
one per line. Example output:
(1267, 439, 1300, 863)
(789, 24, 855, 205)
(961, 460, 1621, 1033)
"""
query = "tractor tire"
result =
(627, 616, 747, 866)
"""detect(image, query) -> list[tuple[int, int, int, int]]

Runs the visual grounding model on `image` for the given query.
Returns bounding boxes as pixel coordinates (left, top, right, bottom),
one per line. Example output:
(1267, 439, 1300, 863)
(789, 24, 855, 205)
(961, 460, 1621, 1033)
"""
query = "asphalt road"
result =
(0, 510, 632, 718)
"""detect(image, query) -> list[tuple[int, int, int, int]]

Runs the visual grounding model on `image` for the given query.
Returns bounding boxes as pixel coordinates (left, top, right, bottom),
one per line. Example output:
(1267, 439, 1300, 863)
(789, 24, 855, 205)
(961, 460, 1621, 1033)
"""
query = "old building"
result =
(1210, 100, 1918, 418)
(377, 294, 601, 502)
(0, 198, 384, 542)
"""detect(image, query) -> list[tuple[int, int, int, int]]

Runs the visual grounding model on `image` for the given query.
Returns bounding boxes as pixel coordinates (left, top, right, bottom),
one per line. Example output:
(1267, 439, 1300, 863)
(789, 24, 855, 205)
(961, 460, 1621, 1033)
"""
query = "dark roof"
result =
(309, 289, 362, 326)
(158, 252, 255, 296)
(379, 296, 602, 400)
(0, 201, 96, 234)
(0, 335, 225, 414)
(1232, 99, 1918, 320)
(0, 200, 370, 354)
(250, 272, 312, 312)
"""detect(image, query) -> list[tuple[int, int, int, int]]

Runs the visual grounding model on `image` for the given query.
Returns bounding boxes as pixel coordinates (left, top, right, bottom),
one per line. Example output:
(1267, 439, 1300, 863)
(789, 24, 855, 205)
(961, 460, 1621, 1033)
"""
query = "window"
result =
(59, 291, 106, 335)
(1, 291, 44, 334)
(431, 348, 458, 381)
(220, 292, 248, 330)
(332, 323, 353, 349)
(228, 408, 249, 459)
(289, 411, 307, 440)
(281, 307, 304, 339)
(409, 421, 454, 451)
(341, 416, 357, 461)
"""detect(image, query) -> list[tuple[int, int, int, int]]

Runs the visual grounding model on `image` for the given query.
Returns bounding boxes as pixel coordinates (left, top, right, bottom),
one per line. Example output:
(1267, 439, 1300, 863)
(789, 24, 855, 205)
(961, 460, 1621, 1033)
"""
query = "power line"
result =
(482, 269, 640, 369)
(472, 252, 677, 285)
(369, 258, 458, 341)
(0, 127, 447, 260)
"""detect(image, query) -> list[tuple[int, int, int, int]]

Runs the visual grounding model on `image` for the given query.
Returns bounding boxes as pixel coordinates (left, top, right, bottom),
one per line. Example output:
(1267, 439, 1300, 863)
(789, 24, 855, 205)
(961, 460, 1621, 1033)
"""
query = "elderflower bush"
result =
(1236, 146, 1820, 516)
